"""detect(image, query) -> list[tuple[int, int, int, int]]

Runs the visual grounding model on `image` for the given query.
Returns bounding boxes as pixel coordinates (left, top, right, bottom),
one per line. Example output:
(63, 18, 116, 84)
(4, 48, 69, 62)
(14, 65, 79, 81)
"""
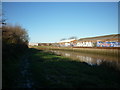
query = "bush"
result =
(2, 25, 29, 62)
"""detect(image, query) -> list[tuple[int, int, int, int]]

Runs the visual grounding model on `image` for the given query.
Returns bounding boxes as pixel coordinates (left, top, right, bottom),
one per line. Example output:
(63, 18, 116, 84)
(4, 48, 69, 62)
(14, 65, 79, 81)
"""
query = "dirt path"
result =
(14, 50, 34, 88)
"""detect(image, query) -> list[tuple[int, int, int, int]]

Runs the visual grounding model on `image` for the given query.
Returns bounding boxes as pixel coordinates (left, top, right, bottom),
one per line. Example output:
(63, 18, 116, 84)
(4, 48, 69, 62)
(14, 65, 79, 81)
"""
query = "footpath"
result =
(14, 49, 34, 88)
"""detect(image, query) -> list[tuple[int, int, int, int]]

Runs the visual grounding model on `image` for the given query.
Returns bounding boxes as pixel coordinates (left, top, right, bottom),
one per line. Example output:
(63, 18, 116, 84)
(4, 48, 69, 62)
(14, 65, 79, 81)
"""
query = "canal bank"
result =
(31, 46, 120, 57)
(29, 48, 120, 88)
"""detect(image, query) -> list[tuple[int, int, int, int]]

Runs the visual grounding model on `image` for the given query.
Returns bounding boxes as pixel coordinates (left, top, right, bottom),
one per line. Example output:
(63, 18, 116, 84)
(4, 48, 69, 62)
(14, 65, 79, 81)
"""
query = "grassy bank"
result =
(30, 46, 119, 57)
(29, 48, 120, 88)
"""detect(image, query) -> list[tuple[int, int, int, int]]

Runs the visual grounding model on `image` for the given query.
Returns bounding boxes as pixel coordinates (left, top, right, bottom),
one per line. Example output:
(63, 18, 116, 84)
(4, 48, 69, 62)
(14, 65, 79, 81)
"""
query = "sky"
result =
(2, 2, 118, 43)
(2, 0, 120, 2)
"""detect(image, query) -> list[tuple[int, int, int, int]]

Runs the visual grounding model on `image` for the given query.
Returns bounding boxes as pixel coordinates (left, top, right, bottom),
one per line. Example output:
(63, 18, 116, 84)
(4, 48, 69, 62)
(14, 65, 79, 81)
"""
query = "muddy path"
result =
(14, 49, 34, 88)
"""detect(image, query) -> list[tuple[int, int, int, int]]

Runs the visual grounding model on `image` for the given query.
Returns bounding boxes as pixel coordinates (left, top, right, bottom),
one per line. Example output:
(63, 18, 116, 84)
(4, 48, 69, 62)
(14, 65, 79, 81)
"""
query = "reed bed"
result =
(31, 46, 119, 57)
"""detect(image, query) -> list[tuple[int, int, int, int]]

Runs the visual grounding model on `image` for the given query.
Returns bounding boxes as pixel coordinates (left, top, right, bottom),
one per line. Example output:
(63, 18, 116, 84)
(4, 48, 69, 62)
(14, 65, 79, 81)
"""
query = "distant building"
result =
(29, 34, 120, 48)
(29, 42, 38, 46)
(75, 34, 120, 47)
(58, 39, 77, 47)
(38, 43, 53, 46)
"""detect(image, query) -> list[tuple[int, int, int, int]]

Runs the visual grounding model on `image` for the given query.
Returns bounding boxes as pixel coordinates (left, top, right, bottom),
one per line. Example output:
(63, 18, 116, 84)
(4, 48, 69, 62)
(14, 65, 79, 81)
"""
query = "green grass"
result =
(29, 48, 120, 88)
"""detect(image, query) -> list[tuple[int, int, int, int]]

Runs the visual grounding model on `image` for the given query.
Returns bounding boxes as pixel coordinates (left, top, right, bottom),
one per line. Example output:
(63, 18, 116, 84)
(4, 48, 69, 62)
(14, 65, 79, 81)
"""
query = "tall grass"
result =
(31, 46, 119, 57)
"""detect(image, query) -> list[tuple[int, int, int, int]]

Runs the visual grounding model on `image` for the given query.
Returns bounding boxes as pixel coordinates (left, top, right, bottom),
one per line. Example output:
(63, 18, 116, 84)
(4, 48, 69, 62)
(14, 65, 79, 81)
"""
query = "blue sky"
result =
(3, 2, 118, 43)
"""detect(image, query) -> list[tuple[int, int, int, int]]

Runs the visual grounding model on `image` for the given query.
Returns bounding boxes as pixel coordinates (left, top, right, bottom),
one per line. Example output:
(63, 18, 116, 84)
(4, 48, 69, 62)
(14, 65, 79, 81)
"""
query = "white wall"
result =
(29, 42, 38, 46)
(76, 42, 93, 47)
(65, 43, 70, 46)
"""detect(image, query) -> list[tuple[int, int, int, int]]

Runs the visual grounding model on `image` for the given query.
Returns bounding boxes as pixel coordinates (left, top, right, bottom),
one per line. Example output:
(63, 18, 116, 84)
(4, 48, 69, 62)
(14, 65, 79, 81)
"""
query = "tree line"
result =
(60, 36, 77, 41)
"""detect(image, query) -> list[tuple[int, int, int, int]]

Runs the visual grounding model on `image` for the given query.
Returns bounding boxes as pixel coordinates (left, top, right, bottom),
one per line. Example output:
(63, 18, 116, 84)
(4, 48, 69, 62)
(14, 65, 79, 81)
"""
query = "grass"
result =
(2, 48, 28, 88)
(3, 53, 22, 88)
(3, 47, 120, 88)
(29, 48, 120, 88)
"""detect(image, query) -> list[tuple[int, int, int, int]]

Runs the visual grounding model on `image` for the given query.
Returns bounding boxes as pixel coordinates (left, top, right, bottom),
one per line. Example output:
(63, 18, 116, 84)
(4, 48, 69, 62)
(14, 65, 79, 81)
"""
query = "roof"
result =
(78, 34, 120, 41)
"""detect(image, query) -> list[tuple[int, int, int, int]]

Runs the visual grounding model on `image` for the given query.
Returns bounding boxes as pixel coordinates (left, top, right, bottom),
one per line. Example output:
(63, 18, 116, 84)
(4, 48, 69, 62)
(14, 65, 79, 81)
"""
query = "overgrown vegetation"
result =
(2, 24, 29, 54)
(2, 24, 29, 88)
(31, 46, 120, 57)
(29, 48, 120, 88)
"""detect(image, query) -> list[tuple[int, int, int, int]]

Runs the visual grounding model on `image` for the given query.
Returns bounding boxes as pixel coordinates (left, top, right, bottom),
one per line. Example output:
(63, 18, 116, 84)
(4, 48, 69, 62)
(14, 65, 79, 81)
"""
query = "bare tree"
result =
(60, 38, 67, 41)
(68, 36, 77, 40)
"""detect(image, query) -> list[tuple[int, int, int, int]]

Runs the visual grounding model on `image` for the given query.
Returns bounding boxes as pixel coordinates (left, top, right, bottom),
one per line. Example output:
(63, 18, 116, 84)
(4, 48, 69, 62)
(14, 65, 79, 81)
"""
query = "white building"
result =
(58, 39, 76, 47)
(29, 42, 38, 46)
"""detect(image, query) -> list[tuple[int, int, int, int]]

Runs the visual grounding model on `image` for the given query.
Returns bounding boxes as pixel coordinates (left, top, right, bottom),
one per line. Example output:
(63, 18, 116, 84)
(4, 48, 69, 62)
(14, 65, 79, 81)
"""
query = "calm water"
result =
(48, 50, 120, 70)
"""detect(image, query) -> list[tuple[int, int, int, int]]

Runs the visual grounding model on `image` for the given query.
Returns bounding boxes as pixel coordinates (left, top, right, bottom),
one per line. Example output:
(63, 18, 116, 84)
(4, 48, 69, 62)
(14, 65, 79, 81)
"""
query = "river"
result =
(47, 50, 120, 70)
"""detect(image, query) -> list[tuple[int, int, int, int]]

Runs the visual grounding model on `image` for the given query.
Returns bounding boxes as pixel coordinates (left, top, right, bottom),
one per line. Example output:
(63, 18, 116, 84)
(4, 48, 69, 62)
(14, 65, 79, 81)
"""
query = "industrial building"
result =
(29, 42, 38, 46)
(30, 34, 120, 48)
(75, 34, 120, 47)
(58, 39, 77, 47)
(57, 34, 120, 47)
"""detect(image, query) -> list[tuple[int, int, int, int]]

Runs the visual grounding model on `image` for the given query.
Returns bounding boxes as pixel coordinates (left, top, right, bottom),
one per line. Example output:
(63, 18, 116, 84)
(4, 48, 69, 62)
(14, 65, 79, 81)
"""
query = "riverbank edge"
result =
(30, 46, 120, 57)
(29, 48, 120, 88)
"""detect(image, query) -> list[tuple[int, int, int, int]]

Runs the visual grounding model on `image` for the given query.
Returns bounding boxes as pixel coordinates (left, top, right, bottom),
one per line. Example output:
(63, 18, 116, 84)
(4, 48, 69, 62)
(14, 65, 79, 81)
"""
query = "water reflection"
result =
(48, 50, 120, 70)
